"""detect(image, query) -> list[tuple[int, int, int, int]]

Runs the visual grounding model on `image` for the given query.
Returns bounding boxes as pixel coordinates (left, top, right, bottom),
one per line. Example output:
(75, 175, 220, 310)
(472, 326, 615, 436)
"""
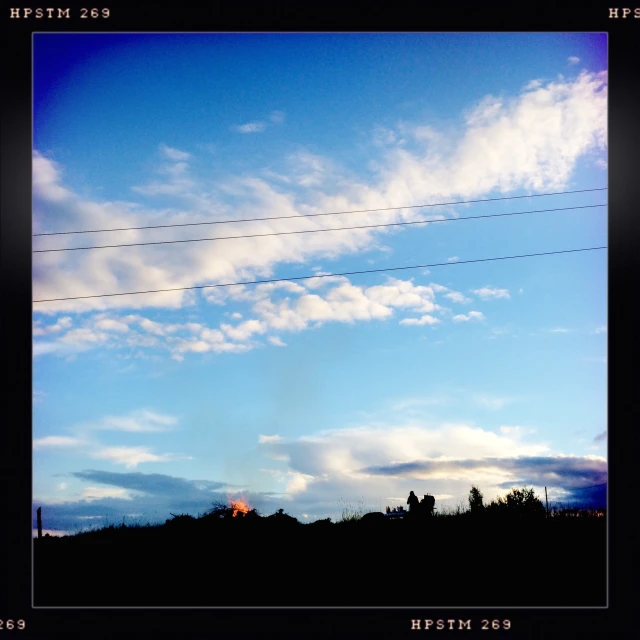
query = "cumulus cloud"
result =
(255, 420, 606, 519)
(471, 286, 510, 300)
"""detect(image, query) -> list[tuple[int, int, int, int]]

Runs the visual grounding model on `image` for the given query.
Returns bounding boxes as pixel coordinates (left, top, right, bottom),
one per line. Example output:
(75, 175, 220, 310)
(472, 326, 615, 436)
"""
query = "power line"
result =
(33, 203, 606, 253)
(33, 246, 607, 303)
(32, 187, 608, 237)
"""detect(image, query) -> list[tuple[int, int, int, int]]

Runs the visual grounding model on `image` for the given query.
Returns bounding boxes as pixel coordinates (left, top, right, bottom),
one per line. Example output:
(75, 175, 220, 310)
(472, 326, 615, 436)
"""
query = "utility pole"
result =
(545, 487, 549, 518)
(37, 506, 42, 539)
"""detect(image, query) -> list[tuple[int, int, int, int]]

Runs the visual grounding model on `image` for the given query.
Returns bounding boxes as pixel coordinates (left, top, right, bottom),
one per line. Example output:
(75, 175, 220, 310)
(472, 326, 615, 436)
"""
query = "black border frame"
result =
(2, 1, 637, 636)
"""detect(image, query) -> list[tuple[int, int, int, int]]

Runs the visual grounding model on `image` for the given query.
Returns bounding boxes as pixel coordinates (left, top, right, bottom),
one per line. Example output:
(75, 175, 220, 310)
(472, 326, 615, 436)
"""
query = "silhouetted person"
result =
(407, 491, 419, 513)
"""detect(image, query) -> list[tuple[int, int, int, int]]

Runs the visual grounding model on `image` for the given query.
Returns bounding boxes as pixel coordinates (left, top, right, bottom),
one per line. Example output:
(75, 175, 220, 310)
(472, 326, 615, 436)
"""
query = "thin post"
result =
(37, 506, 42, 539)
(545, 487, 549, 518)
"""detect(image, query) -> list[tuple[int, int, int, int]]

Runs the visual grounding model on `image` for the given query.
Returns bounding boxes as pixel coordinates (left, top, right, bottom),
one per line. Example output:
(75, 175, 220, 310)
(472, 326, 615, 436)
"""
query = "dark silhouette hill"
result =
(34, 504, 605, 607)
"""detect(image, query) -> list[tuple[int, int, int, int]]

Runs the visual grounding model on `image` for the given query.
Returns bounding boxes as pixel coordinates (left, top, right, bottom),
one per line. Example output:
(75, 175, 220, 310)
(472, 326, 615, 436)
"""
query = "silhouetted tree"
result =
(486, 487, 545, 519)
(468, 485, 484, 514)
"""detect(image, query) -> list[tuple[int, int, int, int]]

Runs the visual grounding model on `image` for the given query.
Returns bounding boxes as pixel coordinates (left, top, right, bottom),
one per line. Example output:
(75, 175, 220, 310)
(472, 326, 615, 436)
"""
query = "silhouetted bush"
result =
(486, 487, 546, 519)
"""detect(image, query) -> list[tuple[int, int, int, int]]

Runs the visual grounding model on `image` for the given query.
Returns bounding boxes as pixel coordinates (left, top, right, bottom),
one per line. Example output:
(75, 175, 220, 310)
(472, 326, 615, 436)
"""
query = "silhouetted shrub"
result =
(486, 487, 546, 519)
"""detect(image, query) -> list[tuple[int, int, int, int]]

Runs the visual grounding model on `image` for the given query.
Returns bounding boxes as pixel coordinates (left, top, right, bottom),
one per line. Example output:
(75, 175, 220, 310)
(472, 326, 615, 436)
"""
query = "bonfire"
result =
(229, 497, 250, 518)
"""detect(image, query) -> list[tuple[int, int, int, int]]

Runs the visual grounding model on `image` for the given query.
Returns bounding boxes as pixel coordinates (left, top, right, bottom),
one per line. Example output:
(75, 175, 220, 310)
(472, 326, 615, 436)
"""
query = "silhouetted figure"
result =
(407, 491, 419, 513)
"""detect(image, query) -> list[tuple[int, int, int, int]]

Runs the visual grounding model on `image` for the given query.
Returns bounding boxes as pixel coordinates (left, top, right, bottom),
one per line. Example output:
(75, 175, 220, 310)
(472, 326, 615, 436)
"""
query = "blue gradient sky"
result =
(32, 33, 607, 533)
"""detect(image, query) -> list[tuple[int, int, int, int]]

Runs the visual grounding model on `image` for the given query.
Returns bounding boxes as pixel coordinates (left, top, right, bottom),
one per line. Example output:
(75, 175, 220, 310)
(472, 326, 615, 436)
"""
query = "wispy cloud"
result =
(269, 110, 285, 124)
(444, 291, 471, 304)
(593, 430, 607, 443)
(592, 325, 607, 334)
(159, 144, 191, 161)
(471, 286, 510, 300)
(399, 315, 440, 326)
(232, 121, 266, 134)
(473, 395, 513, 410)
(94, 409, 178, 433)
(549, 327, 571, 333)
(452, 311, 485, 323)
(91, 446, 191, 469)
(568, 56, 580, 65)
(33, 435, 87, 449)
(447, 256, 460, 262)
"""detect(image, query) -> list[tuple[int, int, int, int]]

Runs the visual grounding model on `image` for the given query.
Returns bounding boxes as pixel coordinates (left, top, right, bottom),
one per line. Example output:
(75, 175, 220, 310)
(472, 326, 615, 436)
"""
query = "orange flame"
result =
(229, 497, 251, 517)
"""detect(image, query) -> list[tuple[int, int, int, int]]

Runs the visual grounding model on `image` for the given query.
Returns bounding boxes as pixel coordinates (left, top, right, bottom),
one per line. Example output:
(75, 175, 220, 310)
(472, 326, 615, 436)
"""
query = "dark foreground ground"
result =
(34, 516, 606, 607)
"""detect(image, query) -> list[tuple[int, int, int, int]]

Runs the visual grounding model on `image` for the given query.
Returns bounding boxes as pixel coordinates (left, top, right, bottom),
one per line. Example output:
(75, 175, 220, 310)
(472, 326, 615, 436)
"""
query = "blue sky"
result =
(32, 33, 607, 534)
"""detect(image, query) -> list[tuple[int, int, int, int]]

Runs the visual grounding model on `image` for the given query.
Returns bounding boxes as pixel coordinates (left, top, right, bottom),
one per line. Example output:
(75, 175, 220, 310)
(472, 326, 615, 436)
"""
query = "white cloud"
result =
(96, 409, 178, 433)
(549, 327, 571, 333)
(34, 435, 86, 449)
(33, 70, 607, 328)
(592, 325, 607, 334)
(443, 291, 471, 304)
(254, 419, 606, 520)
(33, 316, 73, 336)
(499, 425, 536, 436)
(159, 144, 191, 161)
(233, 121, 266, 133)
(471, 286, 511, 300)
(447, 256, 460, 262)
(91, 446, 185, 469)
(399, 315, 440, 326)
(59, 328, 109, 345)
(452, 311, 485, 322)
(568, 56, 580, 65)
(94, 318, 130, 333)
(221, 319, 267, 341)
(259, 434, 281, 443)
(268, 336, 287, 347)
